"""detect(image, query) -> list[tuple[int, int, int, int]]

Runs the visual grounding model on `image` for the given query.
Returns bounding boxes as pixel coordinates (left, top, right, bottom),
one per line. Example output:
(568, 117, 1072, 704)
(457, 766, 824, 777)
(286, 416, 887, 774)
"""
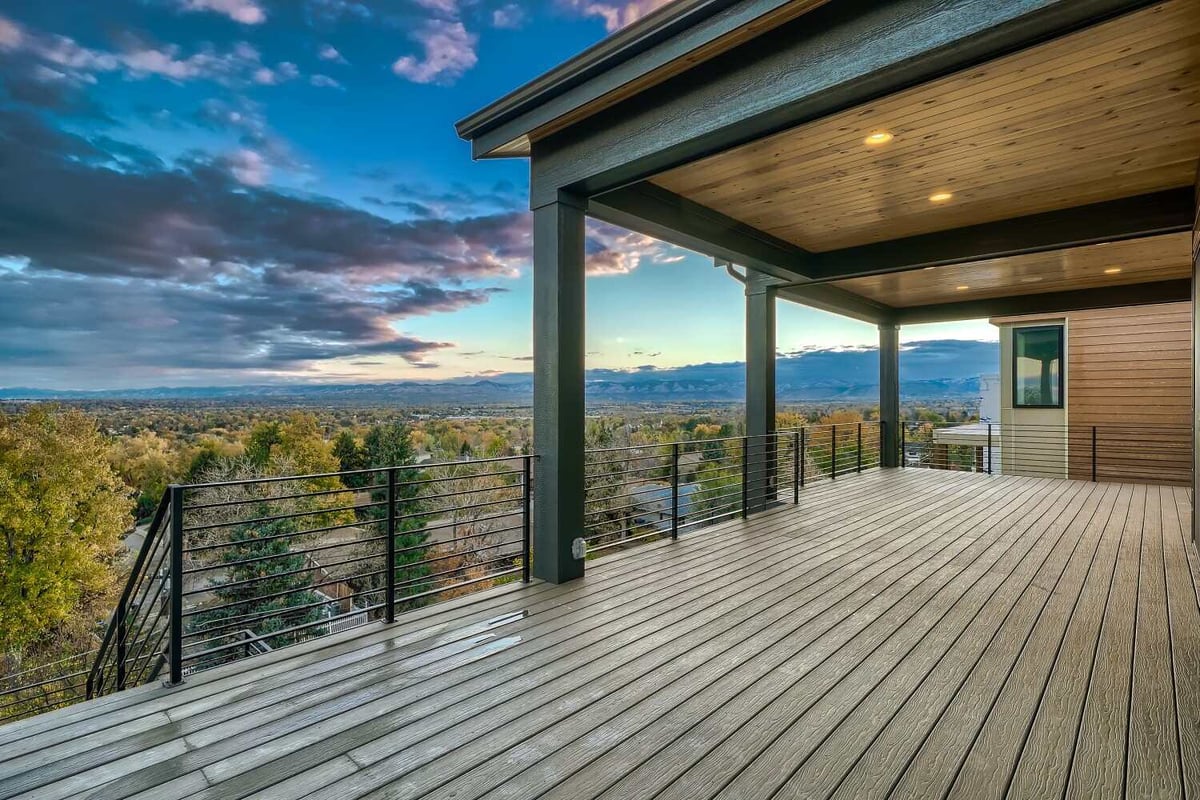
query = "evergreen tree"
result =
(332, 431, 370, 488)
(245, 421, 282, 467)
(189, 514, 322, 663)
(361, 423, 430, 609)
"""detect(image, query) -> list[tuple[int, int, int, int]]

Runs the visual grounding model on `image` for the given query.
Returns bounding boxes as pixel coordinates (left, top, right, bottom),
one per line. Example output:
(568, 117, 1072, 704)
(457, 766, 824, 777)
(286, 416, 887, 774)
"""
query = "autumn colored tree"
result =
(0, 406, 133, 654)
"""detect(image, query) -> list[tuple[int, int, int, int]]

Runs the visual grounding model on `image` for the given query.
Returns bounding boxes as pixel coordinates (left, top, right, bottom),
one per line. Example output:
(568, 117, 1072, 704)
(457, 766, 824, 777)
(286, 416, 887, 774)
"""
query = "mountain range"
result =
(1, 339, 998, 404)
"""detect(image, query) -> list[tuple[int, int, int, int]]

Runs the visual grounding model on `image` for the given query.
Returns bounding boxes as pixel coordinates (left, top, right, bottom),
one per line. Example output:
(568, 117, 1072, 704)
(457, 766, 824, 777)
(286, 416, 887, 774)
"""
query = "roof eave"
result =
(454, 0, 740, 152)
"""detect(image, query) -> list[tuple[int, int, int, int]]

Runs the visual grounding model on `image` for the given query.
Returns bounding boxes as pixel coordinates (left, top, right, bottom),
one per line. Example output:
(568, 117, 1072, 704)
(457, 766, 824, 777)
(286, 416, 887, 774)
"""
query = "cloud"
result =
(221, 148, 269, 185)
(392, 20, 477, 85)
(366, 180, 523, 219)
(561, 0, 676, 32)
(0, 112, 536, 382)
(0, 16, 296, 88)
(310, 74, 342, 88)
(491, 3, 526, 28)
(584, 220, 687, 275)
(317, 43, 345, 62)
(176, 0, 266, 24)
(0, 16, 22, 49)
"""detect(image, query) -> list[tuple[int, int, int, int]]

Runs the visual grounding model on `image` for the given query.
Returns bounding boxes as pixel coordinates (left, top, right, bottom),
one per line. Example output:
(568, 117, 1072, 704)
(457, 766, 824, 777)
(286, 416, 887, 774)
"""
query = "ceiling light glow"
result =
(929, 192, 954, 203)
(864, 131, 894, 146)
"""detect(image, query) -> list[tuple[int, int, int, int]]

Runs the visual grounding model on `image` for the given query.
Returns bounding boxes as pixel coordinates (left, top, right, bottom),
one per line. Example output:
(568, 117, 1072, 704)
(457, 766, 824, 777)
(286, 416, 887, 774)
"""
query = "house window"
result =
(1013, 325, 1064, 408)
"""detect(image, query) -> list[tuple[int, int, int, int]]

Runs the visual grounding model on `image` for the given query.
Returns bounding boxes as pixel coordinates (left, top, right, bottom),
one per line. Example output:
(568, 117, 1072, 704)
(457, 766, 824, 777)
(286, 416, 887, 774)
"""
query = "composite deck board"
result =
(0, 470, 1195, 800)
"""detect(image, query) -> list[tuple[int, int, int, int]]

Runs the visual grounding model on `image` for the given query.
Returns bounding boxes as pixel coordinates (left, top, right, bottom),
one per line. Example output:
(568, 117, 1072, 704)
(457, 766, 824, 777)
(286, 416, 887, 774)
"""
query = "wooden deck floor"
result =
(2, 470, 1198, 800)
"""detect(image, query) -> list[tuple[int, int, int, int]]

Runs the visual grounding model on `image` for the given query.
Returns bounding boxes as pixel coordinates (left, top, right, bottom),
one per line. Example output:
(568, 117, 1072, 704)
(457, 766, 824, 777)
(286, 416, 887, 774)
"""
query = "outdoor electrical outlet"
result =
(572, 537, 587, 560)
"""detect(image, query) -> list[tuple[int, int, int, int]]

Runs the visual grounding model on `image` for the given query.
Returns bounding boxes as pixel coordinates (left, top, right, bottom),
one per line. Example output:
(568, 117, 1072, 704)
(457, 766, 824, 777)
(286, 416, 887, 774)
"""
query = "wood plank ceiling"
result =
(831, 232, 1193, 308)
(651, 0, 1200, 254)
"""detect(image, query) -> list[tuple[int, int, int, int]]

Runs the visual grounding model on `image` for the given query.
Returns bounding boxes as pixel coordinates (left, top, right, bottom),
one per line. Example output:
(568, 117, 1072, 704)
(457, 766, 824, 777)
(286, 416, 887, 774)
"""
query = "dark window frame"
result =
(1012, 324, 1065, 409)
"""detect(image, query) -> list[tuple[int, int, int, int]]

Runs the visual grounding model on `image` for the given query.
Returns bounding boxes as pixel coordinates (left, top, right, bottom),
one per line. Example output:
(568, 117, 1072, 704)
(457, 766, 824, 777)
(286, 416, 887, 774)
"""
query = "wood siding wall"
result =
(1066, 302, 1193, 484)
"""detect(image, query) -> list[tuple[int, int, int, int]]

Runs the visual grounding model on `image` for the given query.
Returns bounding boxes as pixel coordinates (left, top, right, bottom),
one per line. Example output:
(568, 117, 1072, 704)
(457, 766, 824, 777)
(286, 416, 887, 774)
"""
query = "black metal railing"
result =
(84, 454, 534, 702)
(582, 423, 883, 553)
(17, 426, 889, 720)
(0, 650, 96, 723)
(899, 421, 1191, 485)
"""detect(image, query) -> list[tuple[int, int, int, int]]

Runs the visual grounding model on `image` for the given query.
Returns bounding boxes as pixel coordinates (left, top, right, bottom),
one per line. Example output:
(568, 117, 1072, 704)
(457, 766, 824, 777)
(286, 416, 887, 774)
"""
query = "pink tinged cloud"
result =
(224, 149, 269, 186)
(0, 15, 22, 49)
(392, 20, 477, 85)
(491, 3, 525, 29)
(1, 16, 294, 87)
(318, 43, 344, 62)
(177, 0, 266, 24)
(564, 0, 677, 32)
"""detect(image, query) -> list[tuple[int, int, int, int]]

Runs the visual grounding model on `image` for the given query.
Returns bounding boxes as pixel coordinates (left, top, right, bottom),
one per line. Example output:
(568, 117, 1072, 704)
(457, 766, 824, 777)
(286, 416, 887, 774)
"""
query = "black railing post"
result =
(831, 425, 837, 479)
(793, 431, 801, 504)
(800, 428, 806, 488)
(878, 421, 885, 470)
(167, 484, 184, 686)
(1092, 426, 1098, 482)
(521, 456, 532, 581)
(987, 423, 993, 474)
(385, 467, 397, 623)
(857, 423, 863, 473)
(741, 436, 749, 519)
(900, 423, 906, 468)
(115, 596, 127, 691)
(671, 443, 680, 540)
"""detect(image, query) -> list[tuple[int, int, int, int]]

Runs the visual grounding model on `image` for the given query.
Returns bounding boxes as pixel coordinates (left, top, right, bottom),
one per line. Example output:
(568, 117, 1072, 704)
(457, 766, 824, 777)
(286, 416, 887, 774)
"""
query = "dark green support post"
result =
(879, 323, 901, 468)
(744, 270, 777, 513)
(531, 190, 587, 583)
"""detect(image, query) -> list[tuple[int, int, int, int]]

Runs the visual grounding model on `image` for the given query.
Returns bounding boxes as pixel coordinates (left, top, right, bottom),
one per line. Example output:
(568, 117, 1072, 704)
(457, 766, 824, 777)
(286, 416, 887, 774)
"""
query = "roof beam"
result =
(589, 182, 893, 323)
(892, 279, 1191, 325)
(587, 182, 816, 278)
(776, 283, 896, 325)
(807, 189, 1196, 281)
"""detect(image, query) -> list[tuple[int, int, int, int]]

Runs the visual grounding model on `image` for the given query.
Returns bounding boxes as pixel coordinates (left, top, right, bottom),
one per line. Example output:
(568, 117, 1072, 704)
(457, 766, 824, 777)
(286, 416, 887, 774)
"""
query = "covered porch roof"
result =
(456, 0, 1200, 581)
(458, 0, 1198, 322)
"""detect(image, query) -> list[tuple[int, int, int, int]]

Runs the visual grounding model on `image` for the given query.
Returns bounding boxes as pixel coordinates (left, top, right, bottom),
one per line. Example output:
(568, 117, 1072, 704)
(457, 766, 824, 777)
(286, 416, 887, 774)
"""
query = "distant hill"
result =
(1, 338, 998, 404)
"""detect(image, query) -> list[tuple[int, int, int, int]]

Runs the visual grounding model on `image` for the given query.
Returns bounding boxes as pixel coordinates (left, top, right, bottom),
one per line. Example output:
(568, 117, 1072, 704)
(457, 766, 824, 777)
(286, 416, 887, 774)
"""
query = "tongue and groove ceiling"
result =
(649, 1, 1200, 309)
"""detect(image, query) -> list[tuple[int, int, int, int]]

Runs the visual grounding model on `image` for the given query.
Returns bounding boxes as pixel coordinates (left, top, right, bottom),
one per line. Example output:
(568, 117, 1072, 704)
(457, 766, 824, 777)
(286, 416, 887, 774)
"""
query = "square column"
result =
(532, 192, 587, 582)
(745, 270, 777, 511)
(879, 323, 901, 468)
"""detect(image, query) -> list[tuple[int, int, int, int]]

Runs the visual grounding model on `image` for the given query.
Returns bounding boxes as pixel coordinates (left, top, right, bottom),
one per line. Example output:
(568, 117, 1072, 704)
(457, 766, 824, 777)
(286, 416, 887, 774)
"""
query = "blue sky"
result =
(0, 0, 995, 390)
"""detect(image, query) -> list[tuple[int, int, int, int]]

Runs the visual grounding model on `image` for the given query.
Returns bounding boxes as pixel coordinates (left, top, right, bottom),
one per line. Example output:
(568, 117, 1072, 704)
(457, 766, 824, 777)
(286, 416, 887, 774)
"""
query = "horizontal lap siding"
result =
(1067, 303, 1193, 485)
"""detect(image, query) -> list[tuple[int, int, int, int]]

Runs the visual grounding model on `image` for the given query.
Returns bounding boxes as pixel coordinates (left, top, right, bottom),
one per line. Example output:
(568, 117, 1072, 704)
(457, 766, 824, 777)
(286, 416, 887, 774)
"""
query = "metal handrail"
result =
(75, 453, 536, 708)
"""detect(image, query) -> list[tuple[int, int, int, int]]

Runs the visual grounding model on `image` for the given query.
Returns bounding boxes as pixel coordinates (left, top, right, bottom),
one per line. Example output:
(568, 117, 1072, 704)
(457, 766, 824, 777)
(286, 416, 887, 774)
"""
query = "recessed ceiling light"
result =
(864, 131, 894, 146)
(1104, 267, 1122, 274)
(929, 192, 954, 203)
(1019, 276, 1044, 284)
(955, 285, 970, 291)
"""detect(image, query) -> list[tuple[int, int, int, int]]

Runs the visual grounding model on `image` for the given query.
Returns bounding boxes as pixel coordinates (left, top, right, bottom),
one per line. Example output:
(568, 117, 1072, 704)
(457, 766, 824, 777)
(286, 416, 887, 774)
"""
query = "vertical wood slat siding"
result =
(1066, 302, 1193, 484)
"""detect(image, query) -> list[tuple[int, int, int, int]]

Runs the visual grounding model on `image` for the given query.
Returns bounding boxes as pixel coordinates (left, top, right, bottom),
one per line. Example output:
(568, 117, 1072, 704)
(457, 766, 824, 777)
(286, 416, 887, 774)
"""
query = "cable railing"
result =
(84, 454, 533, 702)
(582, 423, 883, 553)
(13, 427, 888, 721)
(0, 650, 96, 723)
(900, 421, 1192, 485)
